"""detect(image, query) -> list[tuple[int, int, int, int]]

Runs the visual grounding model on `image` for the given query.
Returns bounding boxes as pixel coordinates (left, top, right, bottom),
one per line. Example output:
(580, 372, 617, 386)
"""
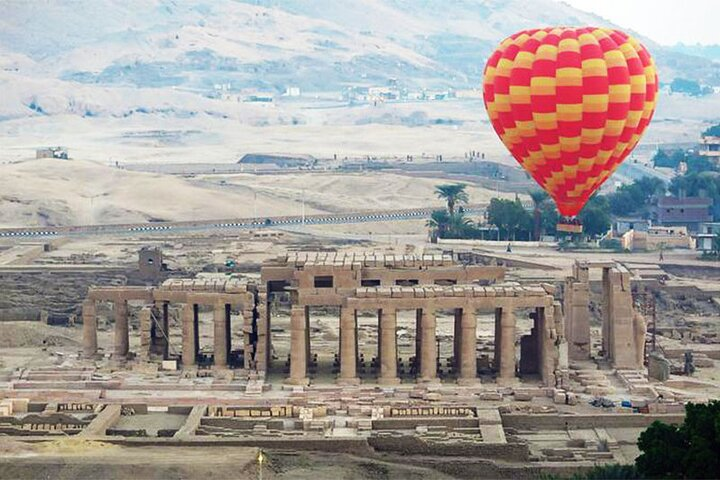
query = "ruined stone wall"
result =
(368, 436, 530, 460)
(0, 271, 128, 321)
(501, 413, 684, 430)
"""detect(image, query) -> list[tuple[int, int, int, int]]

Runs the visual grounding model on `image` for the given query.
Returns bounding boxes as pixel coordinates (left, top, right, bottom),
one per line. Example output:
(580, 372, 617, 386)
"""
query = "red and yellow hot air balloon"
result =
(483, 27, 658, 228)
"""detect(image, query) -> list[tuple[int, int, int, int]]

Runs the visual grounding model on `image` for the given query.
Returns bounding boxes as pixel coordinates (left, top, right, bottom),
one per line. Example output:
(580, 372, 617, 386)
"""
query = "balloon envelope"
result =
(483, 27, 658, 216)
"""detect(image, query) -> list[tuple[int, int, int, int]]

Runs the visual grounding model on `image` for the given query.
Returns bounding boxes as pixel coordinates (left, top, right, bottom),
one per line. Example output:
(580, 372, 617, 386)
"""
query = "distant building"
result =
(368, 86, 399, 101)
(244, 93, 274, 103)
(613, 217, 650, 236)
(694, 222, 720, 252)
(283, 86, 301, 97)
(655, 196, 712, 232)
(238, 153, 315, 168)
(138, 247, 166, 282)
(699, 134, 720, 160)
(621, 225, 694, 251)
(36, 147, 68, 159)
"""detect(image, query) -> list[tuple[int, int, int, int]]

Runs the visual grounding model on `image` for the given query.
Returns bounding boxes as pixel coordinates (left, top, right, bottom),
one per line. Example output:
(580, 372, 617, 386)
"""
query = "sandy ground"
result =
(0, 157, 513, 229)
(0, 441, 260, 480)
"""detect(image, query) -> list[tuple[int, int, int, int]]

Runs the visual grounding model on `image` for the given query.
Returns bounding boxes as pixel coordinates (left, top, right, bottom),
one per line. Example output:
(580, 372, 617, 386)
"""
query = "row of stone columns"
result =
(83, 299, 246, 369)
(286, 305, 519, 385)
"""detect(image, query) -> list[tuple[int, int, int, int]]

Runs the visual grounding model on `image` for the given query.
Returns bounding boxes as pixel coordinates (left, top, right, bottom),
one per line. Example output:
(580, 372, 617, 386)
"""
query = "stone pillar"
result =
(415, 309, 422, 373)
(256, 288, 270, 372)
(305, 306, 311, 373)
(418, 309, 437, 382)
(564, 263, 590, 360)
(453, 308, 462, 372)
(242, 306, 252, 370)
(193, 304, 200, 360)
(226, 304, 232, 360)
(338, 307, 359, 384)
(602, 268, 611, 356)
(138, 306, 152, 361)
(181, 303, 197, 368)
(288, 305, 308, 385)
(82, 299, 97, 358)
(213, 301, 228, 368)
(493, 307, 502, 371)
(379, 308, 400, 384)
(498, 307, 516, 385)
(113, 299, 129, 360)
(604, 267, 642, 369)
(162, 302, 170, 359)
(458, 307, 478, 384)
(554, 300, 569, 388)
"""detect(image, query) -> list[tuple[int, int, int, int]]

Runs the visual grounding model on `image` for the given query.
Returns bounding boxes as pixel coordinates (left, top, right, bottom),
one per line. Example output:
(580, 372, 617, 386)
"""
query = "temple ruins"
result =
(80, 253, 645, 388)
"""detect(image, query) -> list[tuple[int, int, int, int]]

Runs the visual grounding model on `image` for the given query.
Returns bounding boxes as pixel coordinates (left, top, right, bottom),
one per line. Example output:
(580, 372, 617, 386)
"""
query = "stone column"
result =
(453, 308, 462, 372)
(493, 307, 502, 371)
(82, 299, 97, 358)
(379, 308, 400, 384)
(565, 263, 590, 360)
(193, 305, 200, 361)
(604, 267, 640, 369)
(458, 307, 478, 384)
(305, 306, 311, 373)
(338, 307, 359, 384)
(415, 309, 422, 373)
(288, 305, 309, 385)
(213, 301, 228, 368)
(419, 309, 437, 382)
(240, 307, 251, 370)
(181, 303, 197, 368)
(162, 302, 170, 359)
(138, 306, 152, 361)
(113, 299, 129, 360)
(498, 307, 516, 385)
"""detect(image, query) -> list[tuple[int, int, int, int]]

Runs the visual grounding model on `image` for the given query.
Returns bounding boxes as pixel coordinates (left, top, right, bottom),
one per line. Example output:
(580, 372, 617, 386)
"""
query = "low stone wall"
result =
(501, 413, 684, 430)
(0, 308, 42, 322)
(372, 417, 479, 430)
(368, 435, 529, 461)
(112, 436, 374, 454)
(199, 417, 288, 431)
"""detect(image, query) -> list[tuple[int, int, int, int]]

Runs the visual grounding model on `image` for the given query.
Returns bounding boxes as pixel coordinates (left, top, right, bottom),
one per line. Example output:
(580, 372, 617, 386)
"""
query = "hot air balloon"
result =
(483, 27, 658, 232)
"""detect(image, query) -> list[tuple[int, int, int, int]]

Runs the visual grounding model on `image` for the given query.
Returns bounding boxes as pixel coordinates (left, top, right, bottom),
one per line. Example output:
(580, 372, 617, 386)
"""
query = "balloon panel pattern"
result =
(483, 27, 658, 216)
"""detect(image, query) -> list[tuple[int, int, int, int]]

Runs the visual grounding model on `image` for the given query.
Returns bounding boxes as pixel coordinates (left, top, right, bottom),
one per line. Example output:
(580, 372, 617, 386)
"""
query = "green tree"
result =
(487, 198, 532, 240)
(426, 210, 477, 239)
(529, 189, 550, 240)
(426, 209, 450, 239)
(540, 201, 559, 236)
(653, 149, 689, 169)
(635, 401, 720, 479)
(435, 184, 469, 216)
(446, 212, 475, 238)
(670, 77, 706, 96)
(607, 176, 666, 217)
(703, 123, 720, 137)
(636, 421, 688, 478)
(652, 149, 670, 168)
(578, 195, 611, 237)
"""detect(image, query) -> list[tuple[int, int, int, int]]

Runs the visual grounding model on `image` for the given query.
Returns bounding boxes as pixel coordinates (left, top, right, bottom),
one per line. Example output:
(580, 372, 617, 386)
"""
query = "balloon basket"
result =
(556, 218, 583, 234)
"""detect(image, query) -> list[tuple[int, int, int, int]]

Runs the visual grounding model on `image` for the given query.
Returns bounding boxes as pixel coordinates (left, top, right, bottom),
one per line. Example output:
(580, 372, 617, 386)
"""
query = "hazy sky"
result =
(561, 0, 720, 45)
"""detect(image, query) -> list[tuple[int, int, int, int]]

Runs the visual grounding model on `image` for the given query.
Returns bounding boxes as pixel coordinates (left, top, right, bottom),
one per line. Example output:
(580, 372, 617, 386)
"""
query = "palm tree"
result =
(447, 212, 474, 238)
(427, 209, 450, 240)
(529, 189, 549, 241)
(435, 184, 469, 216)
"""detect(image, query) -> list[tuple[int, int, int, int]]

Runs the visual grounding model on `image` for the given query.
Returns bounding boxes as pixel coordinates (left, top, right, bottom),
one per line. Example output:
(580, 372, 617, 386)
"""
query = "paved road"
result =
(0, 205, 487, 239)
